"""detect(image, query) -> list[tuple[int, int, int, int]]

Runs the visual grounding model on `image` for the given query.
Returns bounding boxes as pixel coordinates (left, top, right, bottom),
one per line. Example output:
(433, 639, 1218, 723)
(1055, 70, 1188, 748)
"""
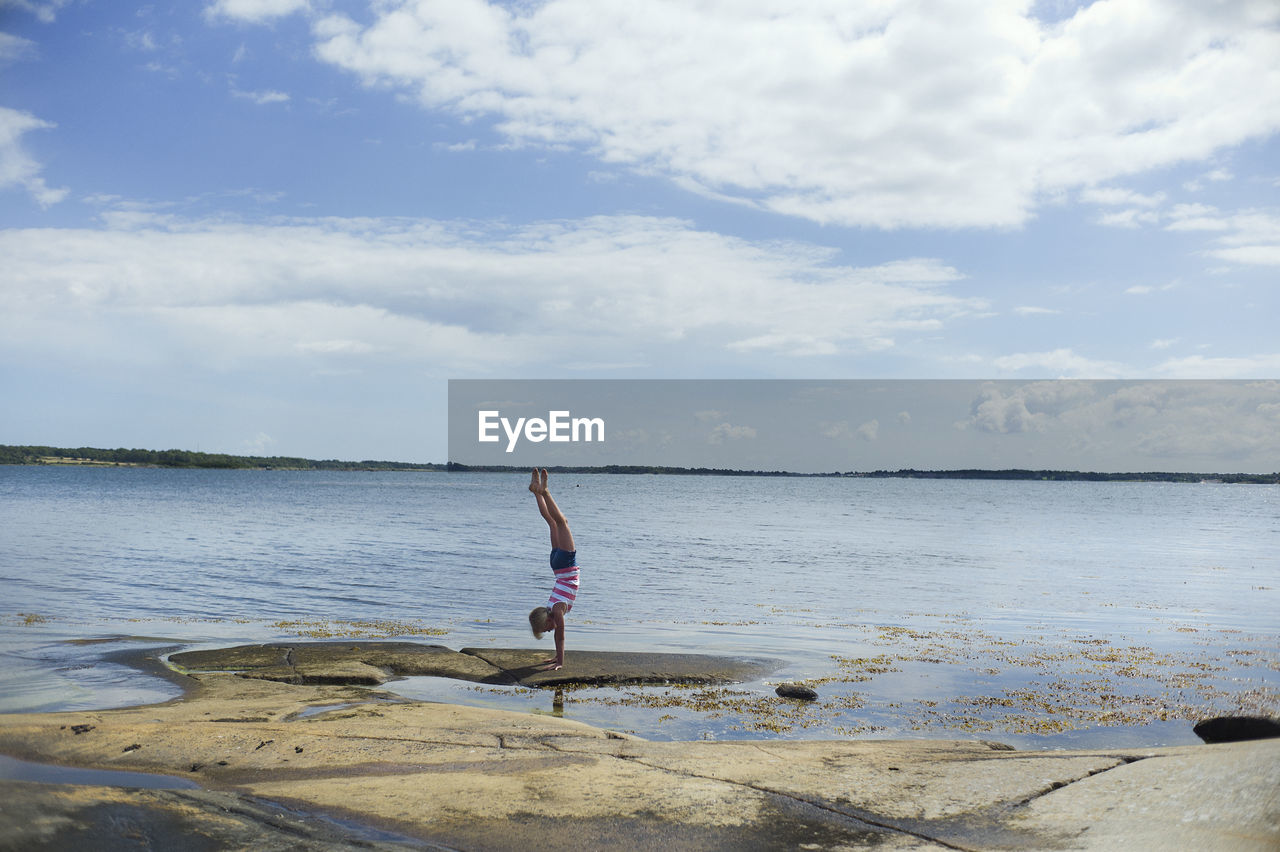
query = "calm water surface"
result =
(1, 467, 1276, 748)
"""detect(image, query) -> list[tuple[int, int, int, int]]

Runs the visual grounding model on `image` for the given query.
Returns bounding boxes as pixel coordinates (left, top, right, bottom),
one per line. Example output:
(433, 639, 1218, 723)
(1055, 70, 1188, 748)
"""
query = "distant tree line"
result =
(446, 462, 1277, 483)
(444, 462, 803, 476)
(856, 468, 1278, 484)
(0, 445, 445, 471)
(2, 446, 1274, 482)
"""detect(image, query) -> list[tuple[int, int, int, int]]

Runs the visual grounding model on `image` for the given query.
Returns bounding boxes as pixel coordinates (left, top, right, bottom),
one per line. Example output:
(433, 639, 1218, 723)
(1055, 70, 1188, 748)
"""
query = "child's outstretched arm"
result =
(540, 603, 567, 670)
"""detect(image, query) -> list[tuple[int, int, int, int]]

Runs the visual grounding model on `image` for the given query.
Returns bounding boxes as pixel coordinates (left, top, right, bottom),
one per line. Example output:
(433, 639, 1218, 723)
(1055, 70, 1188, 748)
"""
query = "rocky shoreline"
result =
(0, 644, 1276, 850)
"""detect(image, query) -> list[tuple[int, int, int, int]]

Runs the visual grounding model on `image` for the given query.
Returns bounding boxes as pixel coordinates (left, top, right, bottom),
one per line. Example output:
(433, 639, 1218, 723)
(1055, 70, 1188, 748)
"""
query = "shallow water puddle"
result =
(292, 702, 361, 719)
(0, 753, 198, 789)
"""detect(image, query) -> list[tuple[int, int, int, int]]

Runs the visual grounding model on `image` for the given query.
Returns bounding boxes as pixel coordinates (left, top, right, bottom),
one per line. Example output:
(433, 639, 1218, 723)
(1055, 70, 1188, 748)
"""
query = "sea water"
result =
(1, 466, 1275, 748)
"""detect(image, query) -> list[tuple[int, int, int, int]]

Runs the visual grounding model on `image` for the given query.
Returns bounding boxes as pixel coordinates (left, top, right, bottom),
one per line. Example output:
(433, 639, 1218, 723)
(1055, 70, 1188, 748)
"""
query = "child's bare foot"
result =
(540, 468, 549, 493)
(529, 469, 540, 494)
(538, 659, 563, 671)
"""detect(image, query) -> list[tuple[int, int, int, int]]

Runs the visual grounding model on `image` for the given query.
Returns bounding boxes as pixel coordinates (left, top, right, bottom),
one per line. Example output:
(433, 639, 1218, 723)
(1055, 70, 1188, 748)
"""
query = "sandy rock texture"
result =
(1, 652, 1277, 850)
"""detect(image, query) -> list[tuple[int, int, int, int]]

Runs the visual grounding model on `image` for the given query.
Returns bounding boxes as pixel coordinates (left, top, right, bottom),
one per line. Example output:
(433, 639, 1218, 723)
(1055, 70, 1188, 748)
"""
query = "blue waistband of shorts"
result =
(550, 548, 577, 570)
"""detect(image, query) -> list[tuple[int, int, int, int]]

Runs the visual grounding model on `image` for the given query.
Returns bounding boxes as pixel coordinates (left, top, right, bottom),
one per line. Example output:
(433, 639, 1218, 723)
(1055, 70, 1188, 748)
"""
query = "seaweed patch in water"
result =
(268, 618, 448, 639)
(509, 622, 1276, 742)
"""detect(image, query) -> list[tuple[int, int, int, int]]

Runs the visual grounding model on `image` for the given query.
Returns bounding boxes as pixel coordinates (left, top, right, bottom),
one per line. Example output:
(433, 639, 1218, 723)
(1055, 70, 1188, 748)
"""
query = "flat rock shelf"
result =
(167, 641, 783, 688)
(2, 670, 1276, 850)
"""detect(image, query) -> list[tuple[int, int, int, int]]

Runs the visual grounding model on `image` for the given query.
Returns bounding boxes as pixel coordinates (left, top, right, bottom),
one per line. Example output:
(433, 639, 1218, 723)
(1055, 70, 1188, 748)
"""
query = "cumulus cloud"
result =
(1079, 187, 1166, 207)
(1183, 167, 1234, 192)
(958, 380, 1280, 464)
(2, 0, 72, 24)
(708, 422, 757, 444)
(991, 348, 1125, 378)
(205, 0, 310, 23)
(0, 106, 68, 207)
(1108, 381, 1280, 460)
(243, 431, 275, 454)
(820, 421, 851, 439)
(1167, 206, 1280, 266)
(1151, 354, 1280, 378)
(1124, 281, 1176, 295)
(1095, 208, 1161, 228)
(0, 212, 978, 374)
(961, 381, 1100, 434)
(1082, 190, 1280, 266)
(0, 32, 37, 63)
(231, 87, 291, 105)
(302, 0, 1280, 229)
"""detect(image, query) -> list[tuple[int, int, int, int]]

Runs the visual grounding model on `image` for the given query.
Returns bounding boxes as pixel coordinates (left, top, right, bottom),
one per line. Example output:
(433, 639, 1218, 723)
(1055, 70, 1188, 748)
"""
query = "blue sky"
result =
(2, 1, 1278, 463)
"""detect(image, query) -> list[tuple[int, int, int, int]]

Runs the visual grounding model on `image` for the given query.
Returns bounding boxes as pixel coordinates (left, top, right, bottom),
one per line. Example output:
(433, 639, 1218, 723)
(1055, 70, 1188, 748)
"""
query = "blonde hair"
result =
(529, 606, 551, 639)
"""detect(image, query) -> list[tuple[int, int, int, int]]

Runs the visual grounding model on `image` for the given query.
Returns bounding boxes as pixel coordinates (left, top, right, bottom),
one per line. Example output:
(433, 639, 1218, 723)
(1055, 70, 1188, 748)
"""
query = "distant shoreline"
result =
(2, 445, 1276, 483)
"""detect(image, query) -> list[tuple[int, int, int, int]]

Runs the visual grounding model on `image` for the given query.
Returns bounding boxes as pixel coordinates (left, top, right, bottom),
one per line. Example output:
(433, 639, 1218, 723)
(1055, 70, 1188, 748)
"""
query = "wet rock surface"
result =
(775, 682, 819, 700)
(2, 655, 1277, 850)
(1193, 715, 1280, 744)
(169, 641, 781, 688)
(461, 646, 782, 687)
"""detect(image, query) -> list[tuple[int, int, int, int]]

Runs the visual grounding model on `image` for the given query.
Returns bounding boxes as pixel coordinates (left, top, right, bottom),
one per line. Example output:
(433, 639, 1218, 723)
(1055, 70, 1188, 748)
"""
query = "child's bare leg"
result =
(530, 469, 555, 523)
(538, 469, 576, 552)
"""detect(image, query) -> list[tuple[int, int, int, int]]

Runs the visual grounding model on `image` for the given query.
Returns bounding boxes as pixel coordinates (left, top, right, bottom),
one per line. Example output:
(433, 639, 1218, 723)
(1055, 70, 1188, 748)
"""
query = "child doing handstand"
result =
(528, 469, 577, 671)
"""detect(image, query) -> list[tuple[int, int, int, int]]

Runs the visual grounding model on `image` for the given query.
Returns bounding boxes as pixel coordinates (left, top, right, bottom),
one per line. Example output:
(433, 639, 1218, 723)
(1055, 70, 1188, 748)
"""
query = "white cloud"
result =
(205, 0, 310, 23)
(231, 84, 291, 104)
(0, 32, 37, 63)
(991, 348, 1125, 378)
(1152, 355, 1280, 378)
(1167, 205, 1280, 265)
(2, 0, 72, 24)
(1125, 281, 1175, 295)
(855, 420, 879, 441)
(820, 421, 850, 439)
(1183, 167, 1234, 191)
(1096, 208, 1162, 228)
(122, 29, 159, 52)
(1108, 381, 1280, 459)
(961, 380, 1100, 434)
(0, 106, 68, 207)
(1087, 194, 1278, 255)
(708, 422, 757, 444)
(959, 380, 1280, 463)
(1150, 338, 1179, 349)
(305, 0, 1280, 229)
(1079, 187, 1166, 207)
(1014, 305, 1059, 315)
(243, 431, 275, 454)
(294, 339, 375, 355)
(1164, 203, 1228, 230)
(0, 213, 979, 374)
